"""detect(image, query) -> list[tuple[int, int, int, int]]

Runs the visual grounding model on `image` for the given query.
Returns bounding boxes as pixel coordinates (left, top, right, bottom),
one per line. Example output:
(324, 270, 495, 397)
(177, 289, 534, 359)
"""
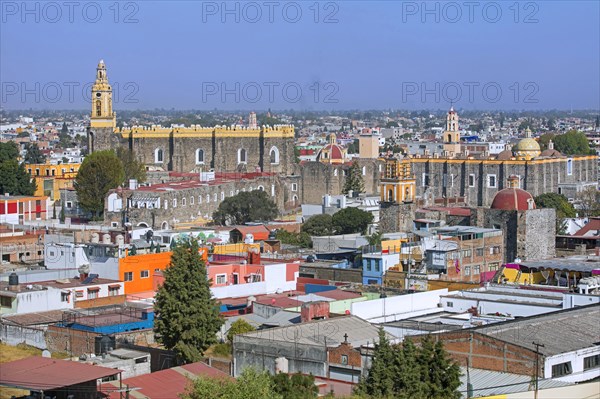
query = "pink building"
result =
(207, 261, 299, 299)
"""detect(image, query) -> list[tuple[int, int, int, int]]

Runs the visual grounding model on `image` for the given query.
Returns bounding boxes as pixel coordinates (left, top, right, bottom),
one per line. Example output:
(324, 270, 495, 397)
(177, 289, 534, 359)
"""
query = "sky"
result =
(1, 1, 599, 111)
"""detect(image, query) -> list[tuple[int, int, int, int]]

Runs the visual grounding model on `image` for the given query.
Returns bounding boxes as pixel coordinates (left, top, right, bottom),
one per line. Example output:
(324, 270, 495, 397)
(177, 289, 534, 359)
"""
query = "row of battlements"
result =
(116, 124, 294, 133)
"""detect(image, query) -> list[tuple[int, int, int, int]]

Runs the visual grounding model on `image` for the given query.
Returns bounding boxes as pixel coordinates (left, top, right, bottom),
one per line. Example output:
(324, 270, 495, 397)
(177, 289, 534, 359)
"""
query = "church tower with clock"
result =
(88, 59, 118, 152)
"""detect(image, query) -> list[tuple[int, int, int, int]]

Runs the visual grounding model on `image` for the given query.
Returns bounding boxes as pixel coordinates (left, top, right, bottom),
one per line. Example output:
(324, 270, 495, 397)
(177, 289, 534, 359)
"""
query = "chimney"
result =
(300, 301, 330, 322)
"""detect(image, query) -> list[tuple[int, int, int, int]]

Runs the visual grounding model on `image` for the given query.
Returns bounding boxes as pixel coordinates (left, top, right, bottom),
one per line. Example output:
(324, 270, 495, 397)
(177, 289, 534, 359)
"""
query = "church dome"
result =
(515, 138, 541, 153)
(513, 130, 541, 160)
(490, 176, 535, 211)
(316, 133, 347, 164)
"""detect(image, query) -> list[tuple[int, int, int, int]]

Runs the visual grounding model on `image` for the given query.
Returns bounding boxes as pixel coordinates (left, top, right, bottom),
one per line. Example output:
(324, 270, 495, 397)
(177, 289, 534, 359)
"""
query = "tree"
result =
(0, 142, 36, 196)
(23, 143, 45, 164)
(154, 237, 223, 364)
(332, 207, 373, 235)
(553, 130, 592, 155)
(272, 373, 319, 399)
(227, 319, 255, 343)
(355, 328, 395, 398)
(213, 190, 278, 226)
(535, 193, 576, 234)
(347, 139, 360, 154)
(343, 162, 365, 195)
(535, 193, 576, 218)
(276, 229, 312, 248)
(74, 150, 124, 218)
(538, 133, 556, 151)
(301, 214, 334, 236)
(183, 368, 281, 399)
(358, 334, 461, 399)
(116, 146, 146, 183)
(576, 186, 600, 218)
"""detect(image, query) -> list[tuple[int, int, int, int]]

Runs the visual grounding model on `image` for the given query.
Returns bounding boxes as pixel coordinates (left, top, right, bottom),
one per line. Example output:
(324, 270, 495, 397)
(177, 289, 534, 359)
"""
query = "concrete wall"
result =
(545, 346, 600, 382)
(351, 289, 448, 323)
(233, 335, 327, 377)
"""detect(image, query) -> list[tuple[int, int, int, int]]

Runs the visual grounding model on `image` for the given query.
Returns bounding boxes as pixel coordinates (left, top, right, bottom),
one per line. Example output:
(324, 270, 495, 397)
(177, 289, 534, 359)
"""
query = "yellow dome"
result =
(515, 138, 540, 152)
(514, 138, 541, 160)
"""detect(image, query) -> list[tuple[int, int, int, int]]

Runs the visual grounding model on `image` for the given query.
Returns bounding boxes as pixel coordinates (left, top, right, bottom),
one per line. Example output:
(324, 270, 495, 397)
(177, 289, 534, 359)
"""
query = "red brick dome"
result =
(491, 187, 535, 211)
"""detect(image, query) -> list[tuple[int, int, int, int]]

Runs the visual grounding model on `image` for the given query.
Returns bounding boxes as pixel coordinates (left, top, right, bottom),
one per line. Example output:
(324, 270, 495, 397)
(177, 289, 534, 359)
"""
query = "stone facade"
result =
(90, 125, 296, 175)
(104, 174, 302, 229)
(471, 208, 556, 262)
(379, 202, 416, 234)
(298, 159, 383, 205)
(410, 156, 598, 207)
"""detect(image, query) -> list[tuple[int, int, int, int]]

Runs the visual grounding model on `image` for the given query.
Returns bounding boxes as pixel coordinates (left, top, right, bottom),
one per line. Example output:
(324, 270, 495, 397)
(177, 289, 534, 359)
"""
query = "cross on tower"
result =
(343, 333, 348, 343)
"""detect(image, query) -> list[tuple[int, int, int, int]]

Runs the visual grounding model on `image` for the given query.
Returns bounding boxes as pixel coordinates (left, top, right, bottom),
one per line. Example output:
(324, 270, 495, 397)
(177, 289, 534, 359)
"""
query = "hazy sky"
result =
(1, 1, 599, 111)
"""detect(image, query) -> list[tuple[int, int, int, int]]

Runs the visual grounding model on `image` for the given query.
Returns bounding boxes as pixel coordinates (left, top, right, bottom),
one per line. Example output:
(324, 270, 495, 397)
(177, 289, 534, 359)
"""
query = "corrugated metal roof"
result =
(237, 315, 390, 347)
(102, 362, 230, 399)
(476, 304, 600, 356)
(458, 367, 570, 398)
(0, 356, 120, 390)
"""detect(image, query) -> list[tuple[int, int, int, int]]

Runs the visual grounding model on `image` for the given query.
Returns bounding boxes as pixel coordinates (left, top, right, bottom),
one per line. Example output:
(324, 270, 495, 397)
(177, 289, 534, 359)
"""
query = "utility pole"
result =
(533, 341, 545, 399)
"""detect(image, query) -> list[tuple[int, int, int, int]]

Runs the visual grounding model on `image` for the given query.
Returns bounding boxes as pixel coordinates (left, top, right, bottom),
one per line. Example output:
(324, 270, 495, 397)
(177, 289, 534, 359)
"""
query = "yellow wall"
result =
(212, 243, 260, 255)
(27, 163, 80, 201)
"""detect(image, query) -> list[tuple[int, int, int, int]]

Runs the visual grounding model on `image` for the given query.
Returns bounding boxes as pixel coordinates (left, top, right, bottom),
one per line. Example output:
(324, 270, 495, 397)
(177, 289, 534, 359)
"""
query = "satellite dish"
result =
(78, 264, 91, 274)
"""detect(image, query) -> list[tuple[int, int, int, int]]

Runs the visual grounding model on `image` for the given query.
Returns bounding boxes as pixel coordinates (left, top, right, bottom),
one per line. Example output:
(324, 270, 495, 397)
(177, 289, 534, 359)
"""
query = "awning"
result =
(87, 287, 100, 291)
(108, 284, 121, 289)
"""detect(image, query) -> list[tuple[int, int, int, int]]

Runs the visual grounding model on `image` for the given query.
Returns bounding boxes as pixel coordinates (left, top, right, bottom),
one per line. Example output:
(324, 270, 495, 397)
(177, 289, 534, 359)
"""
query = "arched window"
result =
(95, 100, 101, 117)
(161, 221, 169, 230)
(181, 198, 186, 206)
(362, 166, 367, 176)
(155, 148, 163, 163)
(199, 195, 203, 204)
(190, 196, 194, 205)
(206, 194, 210, 203)
(196, 149, 204, 164)
(269, 147, 280, 164)
(238, 148, 247, 164)
(388, 189, 393, 202)
(334, 169, 338, 177)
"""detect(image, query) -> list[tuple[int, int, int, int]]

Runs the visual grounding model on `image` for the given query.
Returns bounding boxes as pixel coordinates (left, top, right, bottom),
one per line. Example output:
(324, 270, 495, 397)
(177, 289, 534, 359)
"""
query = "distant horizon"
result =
(1, 2, 598, 111)
(1, 107, 599, 115)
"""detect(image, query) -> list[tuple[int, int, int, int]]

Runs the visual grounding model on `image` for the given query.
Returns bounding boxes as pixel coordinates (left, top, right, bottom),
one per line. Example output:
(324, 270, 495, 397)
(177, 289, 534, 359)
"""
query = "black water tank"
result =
(95, 335, 115, 355)
(8, 272, 18, 286)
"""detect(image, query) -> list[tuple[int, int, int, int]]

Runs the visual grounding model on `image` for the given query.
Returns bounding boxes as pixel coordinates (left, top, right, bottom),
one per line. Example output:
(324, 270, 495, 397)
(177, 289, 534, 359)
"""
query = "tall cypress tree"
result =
(356, 328, 395, 398)
(342, 162, 365, 195)
(154, 237, 223, 363)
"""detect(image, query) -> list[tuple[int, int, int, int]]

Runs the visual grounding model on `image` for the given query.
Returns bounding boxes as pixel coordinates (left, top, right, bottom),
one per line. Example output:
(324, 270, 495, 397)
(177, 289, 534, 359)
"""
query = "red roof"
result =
(573, 217, 600, 237)
(490, 188, 535, 211)
(102, 362, 230, 399)
(0, 356, 120, 390)
(231, 225, 270, 241)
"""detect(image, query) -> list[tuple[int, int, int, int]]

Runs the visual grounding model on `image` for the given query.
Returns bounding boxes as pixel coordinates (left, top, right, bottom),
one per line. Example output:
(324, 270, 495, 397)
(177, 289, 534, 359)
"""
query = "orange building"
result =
(119, 248, 208, 295)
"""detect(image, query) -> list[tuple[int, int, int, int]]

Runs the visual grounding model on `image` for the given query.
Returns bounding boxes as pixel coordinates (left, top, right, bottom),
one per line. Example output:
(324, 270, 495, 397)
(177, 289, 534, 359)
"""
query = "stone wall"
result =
(379, 202, 416, 234)
(472, 208, 556, 262)
(298, 159, 383, 205)
(91, 128, 295, 174)
(411, 157, 597, 207)
(105, 174, 302, 229)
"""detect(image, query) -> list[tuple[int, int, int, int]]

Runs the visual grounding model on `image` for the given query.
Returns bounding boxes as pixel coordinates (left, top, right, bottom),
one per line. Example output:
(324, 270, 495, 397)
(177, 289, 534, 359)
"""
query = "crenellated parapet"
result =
(115, 124, 294, 139)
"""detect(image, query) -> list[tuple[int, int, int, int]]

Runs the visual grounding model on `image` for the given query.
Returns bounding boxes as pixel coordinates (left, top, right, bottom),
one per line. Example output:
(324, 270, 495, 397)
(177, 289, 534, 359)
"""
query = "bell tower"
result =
(89, 60, 117, 152)
(443, 106, 461, 157)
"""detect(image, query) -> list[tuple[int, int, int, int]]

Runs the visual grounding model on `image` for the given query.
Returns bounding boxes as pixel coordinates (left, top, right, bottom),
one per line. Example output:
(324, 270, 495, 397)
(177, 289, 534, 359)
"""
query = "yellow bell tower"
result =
(90, 60, 116, 128)
(443, 106, 461, 157)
